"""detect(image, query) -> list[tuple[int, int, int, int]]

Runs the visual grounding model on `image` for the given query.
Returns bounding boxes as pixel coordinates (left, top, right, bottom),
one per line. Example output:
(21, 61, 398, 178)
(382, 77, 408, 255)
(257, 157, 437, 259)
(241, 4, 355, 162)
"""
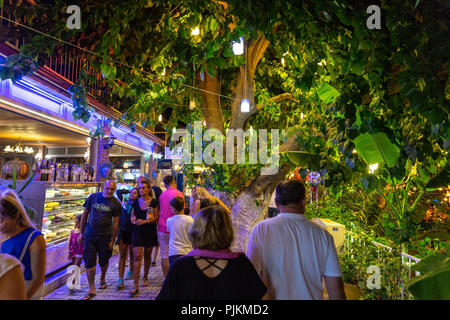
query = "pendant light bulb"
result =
(232, 36, 244, 55)
(191, 27, 200, 36)
(240, 99, 250, 113)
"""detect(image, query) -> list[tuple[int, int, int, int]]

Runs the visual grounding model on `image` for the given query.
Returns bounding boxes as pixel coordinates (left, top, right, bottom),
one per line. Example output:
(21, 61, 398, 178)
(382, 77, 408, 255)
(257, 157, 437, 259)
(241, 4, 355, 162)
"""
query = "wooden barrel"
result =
(2, 160, 30, 179)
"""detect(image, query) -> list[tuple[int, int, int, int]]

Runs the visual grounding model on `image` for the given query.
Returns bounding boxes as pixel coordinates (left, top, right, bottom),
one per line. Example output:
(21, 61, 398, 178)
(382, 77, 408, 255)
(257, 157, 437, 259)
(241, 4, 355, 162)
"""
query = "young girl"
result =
(67, 214, 83, 271)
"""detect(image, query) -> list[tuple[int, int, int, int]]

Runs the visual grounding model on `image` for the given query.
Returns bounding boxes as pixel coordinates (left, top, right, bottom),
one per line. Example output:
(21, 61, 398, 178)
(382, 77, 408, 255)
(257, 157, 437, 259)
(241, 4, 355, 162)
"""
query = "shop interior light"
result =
(3, 140, 34, 154)
(191, 27, 200, 36)
(24, 146, 34, 153)
(232, 37, 244, 55)
(241, 99, 250, 113)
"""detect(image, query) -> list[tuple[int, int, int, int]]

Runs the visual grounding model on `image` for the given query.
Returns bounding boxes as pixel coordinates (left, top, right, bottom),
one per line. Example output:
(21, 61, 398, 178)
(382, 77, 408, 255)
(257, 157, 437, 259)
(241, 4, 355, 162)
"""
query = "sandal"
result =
(116, 279, 124, 290)
(129, 287, 139, 297)
(81, 292, 96, 300)
(99, 282, 108, 290)
(141, 279, 149, 287)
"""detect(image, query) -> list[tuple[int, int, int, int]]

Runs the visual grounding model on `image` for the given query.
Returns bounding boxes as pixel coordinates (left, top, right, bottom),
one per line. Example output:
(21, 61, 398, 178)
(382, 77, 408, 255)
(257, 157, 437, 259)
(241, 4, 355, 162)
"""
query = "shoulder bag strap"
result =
(19, 230, 38, 262)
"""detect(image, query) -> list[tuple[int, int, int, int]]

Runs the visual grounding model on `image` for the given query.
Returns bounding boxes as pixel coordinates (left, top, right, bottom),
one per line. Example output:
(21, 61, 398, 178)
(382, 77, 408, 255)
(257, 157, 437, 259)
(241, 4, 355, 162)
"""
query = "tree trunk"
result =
(230, 134, 299, 252)
(197, 34, 299, 252)
(229, 34, 270, 130)
(198, 68, 225, 134)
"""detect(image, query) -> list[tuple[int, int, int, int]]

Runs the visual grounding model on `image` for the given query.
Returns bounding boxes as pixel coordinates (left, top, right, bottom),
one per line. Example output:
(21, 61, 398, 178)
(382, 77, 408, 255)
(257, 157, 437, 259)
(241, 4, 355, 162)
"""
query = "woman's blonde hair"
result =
(191, 186, 215, 202)
(0, 189, 34, 229)
(188, 205, 234, 250)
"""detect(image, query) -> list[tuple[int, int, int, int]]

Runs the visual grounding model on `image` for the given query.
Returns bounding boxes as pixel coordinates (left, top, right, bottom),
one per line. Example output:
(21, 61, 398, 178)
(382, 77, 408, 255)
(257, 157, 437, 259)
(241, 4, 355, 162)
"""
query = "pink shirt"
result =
(158, 187, 184, 233)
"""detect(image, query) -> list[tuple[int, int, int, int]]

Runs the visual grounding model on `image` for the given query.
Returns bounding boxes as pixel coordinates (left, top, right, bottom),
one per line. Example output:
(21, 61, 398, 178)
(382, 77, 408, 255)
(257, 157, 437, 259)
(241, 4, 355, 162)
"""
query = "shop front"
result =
(0, 58, 165, 282)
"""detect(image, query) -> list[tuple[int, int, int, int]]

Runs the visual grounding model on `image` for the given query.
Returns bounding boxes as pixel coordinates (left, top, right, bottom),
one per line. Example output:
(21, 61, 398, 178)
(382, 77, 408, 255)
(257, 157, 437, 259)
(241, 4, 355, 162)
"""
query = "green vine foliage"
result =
(1, 1, 448, 236)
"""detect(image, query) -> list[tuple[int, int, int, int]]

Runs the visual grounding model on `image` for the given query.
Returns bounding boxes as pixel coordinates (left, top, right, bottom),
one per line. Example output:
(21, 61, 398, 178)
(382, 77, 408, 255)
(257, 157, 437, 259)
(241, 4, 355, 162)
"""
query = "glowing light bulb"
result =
(241, 99, 250, 113)
(352, 149, 357, 154)
(300, 112, 304, 119)
(191, 27, 200, 36)
(232, 37, 244, 55)
(203, 120, 206, 126)
(368, 163, 379, 174)
(158, 114, 163, 122)
(281, 57, 285, 66)
(173, 127, 177, 133)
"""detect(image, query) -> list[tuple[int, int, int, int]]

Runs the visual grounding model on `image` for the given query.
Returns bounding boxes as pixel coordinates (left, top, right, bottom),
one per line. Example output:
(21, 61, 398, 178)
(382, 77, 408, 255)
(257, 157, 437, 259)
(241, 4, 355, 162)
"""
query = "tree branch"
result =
(246, 133, 299, 197)
(256, 93, 299, 112)
(229, 33, 270, 130)
(198, 67, 225, 134)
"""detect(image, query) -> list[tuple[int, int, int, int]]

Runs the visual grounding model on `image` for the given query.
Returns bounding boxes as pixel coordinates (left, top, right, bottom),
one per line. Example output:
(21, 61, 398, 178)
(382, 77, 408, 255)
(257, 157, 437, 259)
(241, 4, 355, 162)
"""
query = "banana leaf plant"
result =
(407, 247, 450, 299)
(353, 131, 446, 247)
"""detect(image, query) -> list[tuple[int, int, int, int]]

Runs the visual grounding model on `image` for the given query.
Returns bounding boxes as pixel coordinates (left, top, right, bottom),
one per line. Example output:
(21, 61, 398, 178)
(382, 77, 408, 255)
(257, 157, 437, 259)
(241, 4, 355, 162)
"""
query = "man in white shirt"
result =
(246, 179, 346, 300)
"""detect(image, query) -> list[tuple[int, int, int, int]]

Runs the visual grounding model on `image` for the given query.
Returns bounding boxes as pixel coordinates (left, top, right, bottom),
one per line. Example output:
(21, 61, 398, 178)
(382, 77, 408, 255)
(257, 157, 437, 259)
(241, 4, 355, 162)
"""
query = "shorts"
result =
(157, 232, 170, 259)
(118, 229, 132, 245)
(83, 236, 112, 269)
(132, 230, 158, 248)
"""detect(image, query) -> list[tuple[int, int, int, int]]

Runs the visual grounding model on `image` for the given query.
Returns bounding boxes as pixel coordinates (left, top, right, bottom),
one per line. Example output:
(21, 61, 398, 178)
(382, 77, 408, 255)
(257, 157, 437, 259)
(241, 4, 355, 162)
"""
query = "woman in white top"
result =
(0, 253, 27, 300)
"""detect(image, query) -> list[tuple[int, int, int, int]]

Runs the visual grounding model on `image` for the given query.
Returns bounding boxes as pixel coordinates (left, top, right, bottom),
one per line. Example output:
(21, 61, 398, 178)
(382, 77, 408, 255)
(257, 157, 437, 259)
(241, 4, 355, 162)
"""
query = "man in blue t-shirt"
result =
(78, 180, 122, 300)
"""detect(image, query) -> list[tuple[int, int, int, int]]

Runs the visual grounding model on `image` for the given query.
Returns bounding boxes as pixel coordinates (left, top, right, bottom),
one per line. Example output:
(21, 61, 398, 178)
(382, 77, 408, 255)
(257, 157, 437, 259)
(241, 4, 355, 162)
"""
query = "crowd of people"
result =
(0, 174, 346, 300)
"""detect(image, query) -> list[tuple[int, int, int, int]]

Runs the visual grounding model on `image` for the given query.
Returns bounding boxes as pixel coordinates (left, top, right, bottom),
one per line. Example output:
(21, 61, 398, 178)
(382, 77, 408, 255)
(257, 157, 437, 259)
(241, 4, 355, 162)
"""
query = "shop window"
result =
(47, 147, 66, 155)
(67, 147, 86, 155)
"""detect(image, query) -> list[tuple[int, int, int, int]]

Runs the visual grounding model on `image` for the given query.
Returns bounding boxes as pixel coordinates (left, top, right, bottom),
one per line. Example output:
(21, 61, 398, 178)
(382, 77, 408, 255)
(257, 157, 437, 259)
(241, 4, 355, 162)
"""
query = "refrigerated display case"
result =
(19, 181, 102, 276)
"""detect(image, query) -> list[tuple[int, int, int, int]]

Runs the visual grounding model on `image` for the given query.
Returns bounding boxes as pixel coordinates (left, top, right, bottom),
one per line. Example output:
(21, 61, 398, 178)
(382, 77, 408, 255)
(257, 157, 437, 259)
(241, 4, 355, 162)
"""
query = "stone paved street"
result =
(44, 253, 164, 300)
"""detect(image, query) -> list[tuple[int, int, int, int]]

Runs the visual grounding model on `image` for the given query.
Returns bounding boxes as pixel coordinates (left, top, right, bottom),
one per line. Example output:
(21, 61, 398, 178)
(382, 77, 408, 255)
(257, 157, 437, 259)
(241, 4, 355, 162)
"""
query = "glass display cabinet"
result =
(19, 181, 102, 276)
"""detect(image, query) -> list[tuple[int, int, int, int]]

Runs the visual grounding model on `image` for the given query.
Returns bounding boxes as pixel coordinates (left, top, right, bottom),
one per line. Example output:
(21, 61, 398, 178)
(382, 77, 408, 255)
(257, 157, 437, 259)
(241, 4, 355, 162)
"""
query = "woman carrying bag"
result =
(0, 189, 46, 300)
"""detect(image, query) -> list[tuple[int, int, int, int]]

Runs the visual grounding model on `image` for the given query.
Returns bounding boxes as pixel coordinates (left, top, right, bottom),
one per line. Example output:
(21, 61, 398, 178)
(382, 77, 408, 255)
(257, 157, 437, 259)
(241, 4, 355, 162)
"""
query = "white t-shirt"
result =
(246, 213, 342, 300)
(166, 214, 194, 257)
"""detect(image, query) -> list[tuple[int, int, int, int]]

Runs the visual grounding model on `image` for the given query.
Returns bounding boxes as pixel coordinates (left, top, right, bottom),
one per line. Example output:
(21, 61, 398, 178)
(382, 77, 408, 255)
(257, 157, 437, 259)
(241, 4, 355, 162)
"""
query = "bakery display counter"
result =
(19, 181, 101, 276)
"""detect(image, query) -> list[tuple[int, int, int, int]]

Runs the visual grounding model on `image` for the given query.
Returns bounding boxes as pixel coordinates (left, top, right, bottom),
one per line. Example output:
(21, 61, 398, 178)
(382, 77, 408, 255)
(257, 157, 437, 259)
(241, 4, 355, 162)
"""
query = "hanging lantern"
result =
(232, 37, 244, 55)
(241, 99, 250, 113)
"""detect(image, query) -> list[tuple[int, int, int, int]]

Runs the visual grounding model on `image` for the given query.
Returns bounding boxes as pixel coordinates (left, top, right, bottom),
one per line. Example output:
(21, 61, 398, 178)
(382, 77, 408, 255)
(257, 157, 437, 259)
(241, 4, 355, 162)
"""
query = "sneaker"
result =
(116, 279, 124, 290)
(125, 271, 134, 280)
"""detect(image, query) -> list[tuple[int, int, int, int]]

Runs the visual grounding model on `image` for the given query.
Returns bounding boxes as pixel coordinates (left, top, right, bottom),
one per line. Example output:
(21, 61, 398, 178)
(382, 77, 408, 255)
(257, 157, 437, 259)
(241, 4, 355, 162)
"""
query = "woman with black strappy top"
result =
(156, 205, 271, 300)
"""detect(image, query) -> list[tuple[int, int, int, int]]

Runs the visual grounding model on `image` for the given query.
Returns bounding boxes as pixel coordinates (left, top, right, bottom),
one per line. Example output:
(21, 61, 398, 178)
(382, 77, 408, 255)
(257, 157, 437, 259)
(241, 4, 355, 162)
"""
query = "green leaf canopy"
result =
(353, 132, 400, 168)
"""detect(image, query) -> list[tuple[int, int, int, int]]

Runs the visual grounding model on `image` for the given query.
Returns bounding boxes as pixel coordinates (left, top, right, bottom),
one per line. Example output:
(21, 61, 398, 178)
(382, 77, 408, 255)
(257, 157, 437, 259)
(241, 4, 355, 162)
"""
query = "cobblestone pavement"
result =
(44, 253, 164, 300)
